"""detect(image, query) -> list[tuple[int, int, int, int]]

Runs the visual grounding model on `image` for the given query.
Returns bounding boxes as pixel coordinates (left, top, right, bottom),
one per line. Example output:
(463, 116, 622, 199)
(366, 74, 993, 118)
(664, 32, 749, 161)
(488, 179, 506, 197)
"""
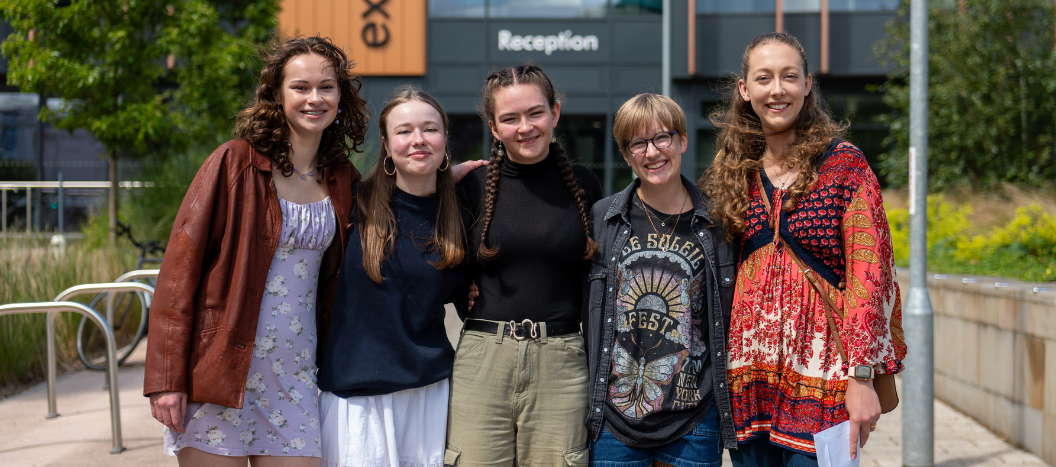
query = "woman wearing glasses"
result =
(583, 93, 738, 466)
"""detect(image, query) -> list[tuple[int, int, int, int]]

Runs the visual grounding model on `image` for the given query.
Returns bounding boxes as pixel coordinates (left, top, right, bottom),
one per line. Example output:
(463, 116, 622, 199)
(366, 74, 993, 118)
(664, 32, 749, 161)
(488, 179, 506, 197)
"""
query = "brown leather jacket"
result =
(143, 140, 359, 408)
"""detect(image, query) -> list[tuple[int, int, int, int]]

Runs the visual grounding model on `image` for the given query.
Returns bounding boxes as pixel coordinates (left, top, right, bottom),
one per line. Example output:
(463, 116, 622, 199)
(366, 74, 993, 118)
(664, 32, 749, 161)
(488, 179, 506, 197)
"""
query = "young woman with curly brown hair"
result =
(144, 36, 369, 467)
(699, 32, 906, 467)
(447, 63, 601, 466)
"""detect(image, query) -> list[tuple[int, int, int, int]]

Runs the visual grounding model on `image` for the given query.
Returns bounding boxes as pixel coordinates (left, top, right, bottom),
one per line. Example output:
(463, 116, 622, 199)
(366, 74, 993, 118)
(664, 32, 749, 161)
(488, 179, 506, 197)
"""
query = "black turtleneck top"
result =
(457, 153, 602, 324)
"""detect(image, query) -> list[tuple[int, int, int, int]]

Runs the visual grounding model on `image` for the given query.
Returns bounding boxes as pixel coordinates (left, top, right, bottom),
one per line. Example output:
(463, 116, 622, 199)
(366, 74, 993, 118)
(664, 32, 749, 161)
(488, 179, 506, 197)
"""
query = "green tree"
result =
(0, 0, 277, 243)
(874, 0, 1056, 190)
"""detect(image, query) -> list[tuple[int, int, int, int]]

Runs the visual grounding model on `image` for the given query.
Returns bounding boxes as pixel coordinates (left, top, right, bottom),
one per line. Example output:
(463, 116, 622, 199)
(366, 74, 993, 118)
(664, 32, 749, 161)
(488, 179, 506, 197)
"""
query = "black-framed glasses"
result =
(624, 131, 678, 156)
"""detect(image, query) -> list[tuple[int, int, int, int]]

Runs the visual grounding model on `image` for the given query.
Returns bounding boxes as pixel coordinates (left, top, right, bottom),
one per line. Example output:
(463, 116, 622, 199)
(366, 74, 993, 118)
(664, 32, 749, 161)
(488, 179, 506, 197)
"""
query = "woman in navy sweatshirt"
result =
(316, 86, 480, 467)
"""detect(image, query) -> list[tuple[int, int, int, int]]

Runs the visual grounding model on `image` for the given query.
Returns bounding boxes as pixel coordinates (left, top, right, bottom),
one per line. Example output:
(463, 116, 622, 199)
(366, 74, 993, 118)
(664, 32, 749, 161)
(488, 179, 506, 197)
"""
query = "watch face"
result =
(854, 365, 872, 379)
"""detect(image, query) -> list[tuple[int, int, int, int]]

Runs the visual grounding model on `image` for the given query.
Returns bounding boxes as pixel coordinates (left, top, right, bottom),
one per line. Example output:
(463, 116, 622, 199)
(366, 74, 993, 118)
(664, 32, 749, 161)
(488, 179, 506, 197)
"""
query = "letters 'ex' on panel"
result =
(278, 0, 427, 76)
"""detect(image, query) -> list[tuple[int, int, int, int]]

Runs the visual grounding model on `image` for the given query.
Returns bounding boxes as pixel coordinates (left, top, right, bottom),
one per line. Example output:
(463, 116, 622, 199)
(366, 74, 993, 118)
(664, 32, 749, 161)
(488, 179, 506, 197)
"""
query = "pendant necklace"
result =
(292, 165, 316, 181)
(636, 189, 688, 237)
(777, 171, 795, 190)
(767, 161, 797, 190)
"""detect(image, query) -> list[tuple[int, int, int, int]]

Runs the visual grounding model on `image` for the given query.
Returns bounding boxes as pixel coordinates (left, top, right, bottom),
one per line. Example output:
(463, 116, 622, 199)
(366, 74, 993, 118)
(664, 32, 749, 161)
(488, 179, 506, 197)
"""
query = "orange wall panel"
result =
(277, 0, 426, 77)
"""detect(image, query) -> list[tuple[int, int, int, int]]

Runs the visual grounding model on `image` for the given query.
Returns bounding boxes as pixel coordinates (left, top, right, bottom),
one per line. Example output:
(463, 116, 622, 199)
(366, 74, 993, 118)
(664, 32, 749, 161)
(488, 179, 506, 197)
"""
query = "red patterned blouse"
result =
(726, 140, 907, 454)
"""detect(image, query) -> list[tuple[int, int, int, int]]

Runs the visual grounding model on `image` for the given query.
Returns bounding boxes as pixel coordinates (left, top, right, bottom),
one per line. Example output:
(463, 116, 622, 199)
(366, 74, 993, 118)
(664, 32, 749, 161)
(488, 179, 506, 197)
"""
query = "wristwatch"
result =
(851, 364, 875, 381)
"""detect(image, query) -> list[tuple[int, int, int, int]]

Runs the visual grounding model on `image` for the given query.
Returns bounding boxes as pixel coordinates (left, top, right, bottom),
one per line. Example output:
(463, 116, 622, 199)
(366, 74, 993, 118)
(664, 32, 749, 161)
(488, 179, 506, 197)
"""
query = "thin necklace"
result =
(763, 148, 797, 190)
(776, 169, 796, 190)
(636, 189, 688, 237)
(292, 165, 316, 181)
(766, 161, 797, 190)
(649, 203, 678, 227)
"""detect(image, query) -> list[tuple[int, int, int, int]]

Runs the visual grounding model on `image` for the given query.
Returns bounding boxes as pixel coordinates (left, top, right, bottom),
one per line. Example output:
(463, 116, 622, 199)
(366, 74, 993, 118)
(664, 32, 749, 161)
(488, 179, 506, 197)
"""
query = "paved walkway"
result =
(0, 312, 1048, 466)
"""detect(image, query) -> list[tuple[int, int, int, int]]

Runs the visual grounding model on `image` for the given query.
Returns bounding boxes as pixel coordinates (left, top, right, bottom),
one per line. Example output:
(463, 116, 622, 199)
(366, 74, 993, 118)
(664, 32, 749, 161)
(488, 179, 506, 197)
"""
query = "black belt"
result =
(464, 318, 580, 340)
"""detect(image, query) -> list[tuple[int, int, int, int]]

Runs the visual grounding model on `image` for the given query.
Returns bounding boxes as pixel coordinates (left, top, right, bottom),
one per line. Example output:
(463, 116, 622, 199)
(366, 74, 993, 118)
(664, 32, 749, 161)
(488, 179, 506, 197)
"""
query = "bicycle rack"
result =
(58, 282, 155, 453)
(0, 282, 156, 454)
(0, 300, 125, 453)
(91, 270, 162, 388)
(107, 269, 160, 324)
(113, 269, 160, 283)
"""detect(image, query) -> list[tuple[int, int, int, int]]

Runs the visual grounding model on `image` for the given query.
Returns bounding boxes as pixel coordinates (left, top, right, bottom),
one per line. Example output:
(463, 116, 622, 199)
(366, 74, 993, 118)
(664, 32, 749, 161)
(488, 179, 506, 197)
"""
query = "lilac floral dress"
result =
(165, 196, 336, 458)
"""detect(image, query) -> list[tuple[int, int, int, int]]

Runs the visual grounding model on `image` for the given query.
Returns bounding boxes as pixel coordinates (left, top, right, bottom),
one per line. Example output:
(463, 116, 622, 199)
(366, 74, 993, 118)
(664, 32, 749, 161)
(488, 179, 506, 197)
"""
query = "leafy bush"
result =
(874, 0, 1056, 189)
(886, 197, 1056, 282)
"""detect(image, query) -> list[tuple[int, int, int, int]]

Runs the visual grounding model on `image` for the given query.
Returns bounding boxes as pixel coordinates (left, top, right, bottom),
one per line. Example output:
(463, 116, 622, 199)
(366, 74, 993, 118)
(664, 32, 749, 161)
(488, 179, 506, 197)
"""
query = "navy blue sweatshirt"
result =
(318, 187, 464, 397)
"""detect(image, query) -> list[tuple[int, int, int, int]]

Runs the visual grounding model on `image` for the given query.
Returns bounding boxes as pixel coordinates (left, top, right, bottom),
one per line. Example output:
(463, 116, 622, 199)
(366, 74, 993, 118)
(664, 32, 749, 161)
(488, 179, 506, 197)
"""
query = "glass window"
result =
(696, 0, 775, 14)
(606, 140, 635, 195)
(827, 92, 888, 123)
(611, 0, 661, 15)
(696, 0, 894, 13)
(783, 0, 820, 13)
(826, 92, 890, 173)
(447, 115, 486, 163)
(696, 128, 718, 173)
(829, 0, 899, 11)
(0, 109, 35, 181)
(1, 111, 18, 161)
(429, 0, 485, 18)
(488, 0, 609, 18)
(554, 115, 608, 181)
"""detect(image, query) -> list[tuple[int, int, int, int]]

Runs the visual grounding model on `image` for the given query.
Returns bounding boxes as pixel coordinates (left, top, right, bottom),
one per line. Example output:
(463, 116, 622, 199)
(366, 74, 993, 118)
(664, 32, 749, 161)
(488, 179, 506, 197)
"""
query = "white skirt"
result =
(320, 379, 449, 467)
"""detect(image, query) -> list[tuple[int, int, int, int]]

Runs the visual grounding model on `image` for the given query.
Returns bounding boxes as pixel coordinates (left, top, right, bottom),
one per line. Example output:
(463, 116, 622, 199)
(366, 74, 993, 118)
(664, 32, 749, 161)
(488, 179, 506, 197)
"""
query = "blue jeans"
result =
(729, 436, 818, 467)
(590, 406, 722, 467)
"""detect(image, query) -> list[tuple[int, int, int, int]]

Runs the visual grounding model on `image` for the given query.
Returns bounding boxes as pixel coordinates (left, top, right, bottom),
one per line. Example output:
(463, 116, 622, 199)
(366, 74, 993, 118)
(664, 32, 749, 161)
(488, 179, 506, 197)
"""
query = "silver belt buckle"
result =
(509, 319, 538, 340)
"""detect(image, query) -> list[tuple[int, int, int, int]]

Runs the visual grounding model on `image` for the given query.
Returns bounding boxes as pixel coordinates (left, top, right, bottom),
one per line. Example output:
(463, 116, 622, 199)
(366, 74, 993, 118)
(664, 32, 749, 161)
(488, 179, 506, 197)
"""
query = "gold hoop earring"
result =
(383, 156, 396, 176)
(438, 154, 450, 172)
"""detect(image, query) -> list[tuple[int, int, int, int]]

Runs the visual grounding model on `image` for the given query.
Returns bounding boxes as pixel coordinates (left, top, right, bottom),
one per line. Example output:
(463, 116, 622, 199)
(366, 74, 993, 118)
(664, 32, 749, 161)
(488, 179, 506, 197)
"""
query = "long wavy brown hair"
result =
(358, 85, 464, 284)
(476, 63, 597, 261)
(698, 32, 845, 240)
(234, 36, 370, 180)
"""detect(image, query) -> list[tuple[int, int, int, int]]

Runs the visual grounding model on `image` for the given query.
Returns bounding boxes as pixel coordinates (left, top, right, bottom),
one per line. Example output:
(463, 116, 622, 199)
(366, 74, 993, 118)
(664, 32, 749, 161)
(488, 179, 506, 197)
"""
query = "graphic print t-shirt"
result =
(603, 193, 713, 448)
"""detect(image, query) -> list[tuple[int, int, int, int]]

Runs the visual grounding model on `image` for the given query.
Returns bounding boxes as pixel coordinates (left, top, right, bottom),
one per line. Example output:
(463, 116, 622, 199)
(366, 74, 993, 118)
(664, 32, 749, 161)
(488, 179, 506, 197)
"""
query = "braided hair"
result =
(476, 64, 597, 261)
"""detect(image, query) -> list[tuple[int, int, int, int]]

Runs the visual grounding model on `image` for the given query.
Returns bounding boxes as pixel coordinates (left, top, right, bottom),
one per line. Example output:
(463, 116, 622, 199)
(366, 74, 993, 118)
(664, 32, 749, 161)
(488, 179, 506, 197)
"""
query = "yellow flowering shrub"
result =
(884, 199, 1055, 282)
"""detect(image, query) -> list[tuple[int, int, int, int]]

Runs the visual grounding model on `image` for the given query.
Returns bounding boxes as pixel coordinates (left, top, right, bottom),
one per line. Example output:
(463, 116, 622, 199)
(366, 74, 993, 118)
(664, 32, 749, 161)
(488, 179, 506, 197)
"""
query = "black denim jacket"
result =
(582, 176, 739, 449)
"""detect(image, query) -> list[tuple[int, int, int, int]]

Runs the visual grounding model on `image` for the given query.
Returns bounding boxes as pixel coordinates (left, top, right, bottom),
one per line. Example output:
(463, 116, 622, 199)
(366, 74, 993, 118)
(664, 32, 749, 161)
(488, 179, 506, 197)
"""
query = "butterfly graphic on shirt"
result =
(609, 341, 687, 420)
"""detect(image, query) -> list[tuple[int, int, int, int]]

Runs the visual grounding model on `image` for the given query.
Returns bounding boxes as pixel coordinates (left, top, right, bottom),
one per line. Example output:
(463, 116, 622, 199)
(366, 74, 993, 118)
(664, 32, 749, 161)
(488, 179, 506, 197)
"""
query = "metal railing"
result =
(112, 268, 161, 284)
(84, 270, 160, 380)
(0, 180, 152, 234)
(108, 269, 160, 323)
(0, 281, 156, 454)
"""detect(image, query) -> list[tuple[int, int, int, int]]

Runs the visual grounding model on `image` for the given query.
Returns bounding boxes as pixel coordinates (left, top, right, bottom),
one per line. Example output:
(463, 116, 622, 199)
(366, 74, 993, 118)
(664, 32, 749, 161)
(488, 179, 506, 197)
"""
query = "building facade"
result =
(281, 0, 898, 195)
(0, 0, 898, 197)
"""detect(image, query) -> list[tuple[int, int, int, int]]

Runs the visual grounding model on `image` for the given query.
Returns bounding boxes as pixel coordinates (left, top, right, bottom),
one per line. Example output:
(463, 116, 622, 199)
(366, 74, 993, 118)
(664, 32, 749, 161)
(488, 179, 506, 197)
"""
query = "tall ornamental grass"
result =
(0, 237, 134, 399)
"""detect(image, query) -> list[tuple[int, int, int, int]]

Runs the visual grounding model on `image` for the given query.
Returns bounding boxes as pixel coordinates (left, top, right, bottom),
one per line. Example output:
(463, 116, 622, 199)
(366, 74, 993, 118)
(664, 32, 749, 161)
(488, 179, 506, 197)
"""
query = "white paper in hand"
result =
(813, 421, 860, 467)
